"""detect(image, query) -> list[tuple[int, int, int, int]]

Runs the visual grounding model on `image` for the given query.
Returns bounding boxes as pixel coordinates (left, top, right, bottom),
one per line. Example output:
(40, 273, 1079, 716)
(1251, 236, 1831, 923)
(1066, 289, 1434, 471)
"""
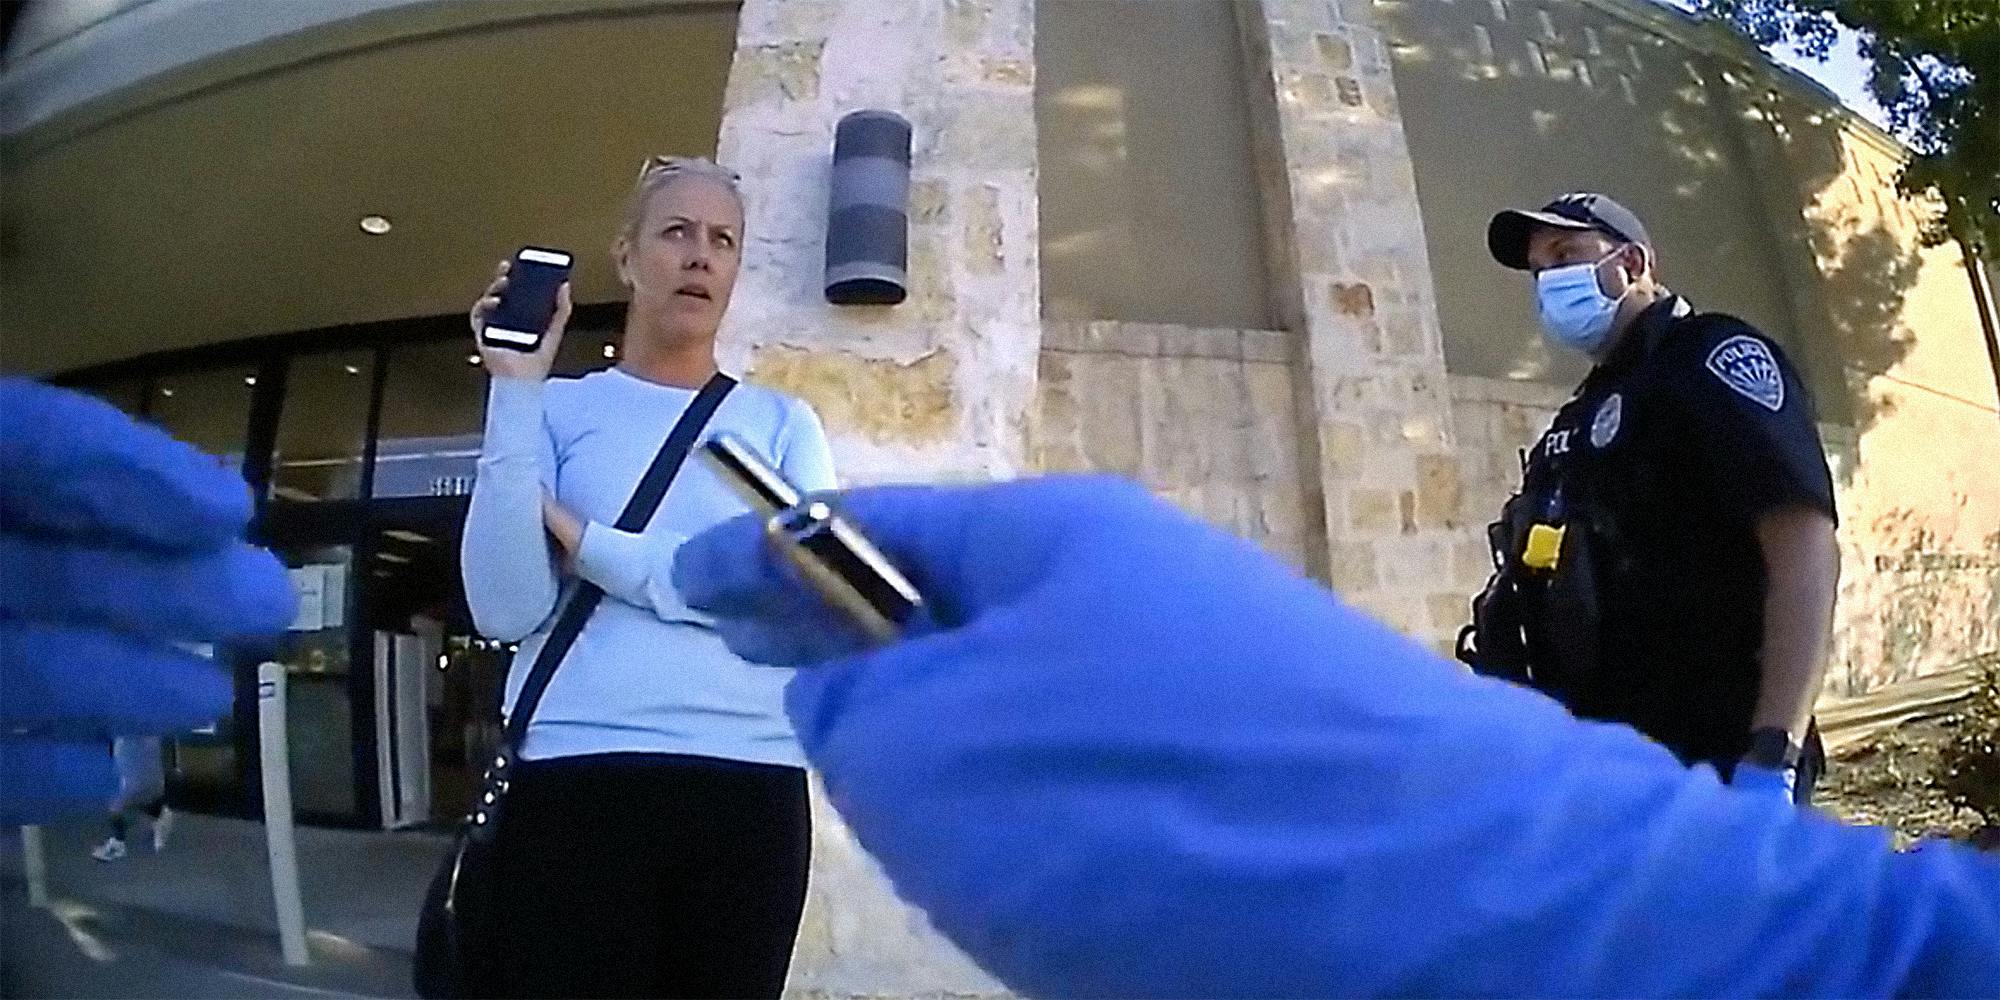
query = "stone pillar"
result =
(1246, 0, 1464, 646)
(716, 0, 1041, 487)
(711, 1, 1031, 995)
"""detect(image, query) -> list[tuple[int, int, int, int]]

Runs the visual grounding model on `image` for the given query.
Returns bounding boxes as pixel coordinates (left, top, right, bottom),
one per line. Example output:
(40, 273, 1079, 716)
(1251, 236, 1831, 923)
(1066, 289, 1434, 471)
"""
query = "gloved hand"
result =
(1729, 760, 1798, 801)
(1, 378, 295, 823)
(675, 476, 2000, 998)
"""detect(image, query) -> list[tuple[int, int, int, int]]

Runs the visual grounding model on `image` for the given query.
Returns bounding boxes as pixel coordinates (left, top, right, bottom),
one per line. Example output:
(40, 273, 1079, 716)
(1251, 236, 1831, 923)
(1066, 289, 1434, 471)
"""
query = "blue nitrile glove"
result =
(1730, 760, 1798, 801)
(0, 378, 295, 823)
(676, 476, 2000, 998)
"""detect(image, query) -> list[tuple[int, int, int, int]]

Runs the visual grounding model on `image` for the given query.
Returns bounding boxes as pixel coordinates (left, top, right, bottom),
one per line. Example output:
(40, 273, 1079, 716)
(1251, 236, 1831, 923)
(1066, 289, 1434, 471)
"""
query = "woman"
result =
(460, 156, 836, 999)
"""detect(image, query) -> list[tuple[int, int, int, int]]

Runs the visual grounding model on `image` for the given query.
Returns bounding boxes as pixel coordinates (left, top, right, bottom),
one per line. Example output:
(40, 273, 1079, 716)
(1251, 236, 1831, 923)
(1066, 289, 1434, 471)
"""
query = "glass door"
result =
(258, 496, 503, 828)
(259, 502, 371, 826)
(361, 497, 506, 828)
(278, 542, 362, 819)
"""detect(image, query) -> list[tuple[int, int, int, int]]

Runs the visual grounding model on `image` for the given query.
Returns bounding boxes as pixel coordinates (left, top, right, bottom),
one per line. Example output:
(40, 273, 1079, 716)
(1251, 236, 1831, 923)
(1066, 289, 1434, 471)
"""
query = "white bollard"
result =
(257, 661, 310, 966)
(20, 825, 49, 908)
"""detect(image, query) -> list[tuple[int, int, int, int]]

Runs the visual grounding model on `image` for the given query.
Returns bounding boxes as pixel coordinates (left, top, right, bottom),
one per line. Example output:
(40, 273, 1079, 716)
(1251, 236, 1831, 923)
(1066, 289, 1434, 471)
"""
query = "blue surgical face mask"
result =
(1535, 249, 1629, 356)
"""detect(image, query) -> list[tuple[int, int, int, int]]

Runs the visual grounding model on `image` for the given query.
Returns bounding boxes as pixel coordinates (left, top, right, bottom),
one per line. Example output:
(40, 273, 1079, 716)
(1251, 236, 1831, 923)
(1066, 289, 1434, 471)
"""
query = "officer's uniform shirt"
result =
(1518, 295, 1835, 768)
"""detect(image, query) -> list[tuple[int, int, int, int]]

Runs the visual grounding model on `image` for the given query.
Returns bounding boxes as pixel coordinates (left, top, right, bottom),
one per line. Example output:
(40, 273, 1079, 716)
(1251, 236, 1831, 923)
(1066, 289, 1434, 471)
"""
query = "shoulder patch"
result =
(1590, 392, 1623, 448)
(1704, 334, 1785, 412)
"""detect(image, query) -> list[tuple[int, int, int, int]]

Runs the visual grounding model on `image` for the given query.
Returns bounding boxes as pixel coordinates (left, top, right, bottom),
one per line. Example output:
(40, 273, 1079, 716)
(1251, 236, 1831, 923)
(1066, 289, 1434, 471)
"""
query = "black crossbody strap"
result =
(500, 371, 736, 751)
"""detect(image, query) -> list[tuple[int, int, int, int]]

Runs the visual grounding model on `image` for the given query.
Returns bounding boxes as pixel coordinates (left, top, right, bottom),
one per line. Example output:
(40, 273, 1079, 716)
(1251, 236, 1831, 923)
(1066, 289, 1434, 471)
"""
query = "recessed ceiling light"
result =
(466, 353, 482, 366)
(359, 215, 393, 235)
(244, 376, 257, 386)
(159, 387, 175, 397)
(343, 364, 361, 375)
(602, 343, 617, 359)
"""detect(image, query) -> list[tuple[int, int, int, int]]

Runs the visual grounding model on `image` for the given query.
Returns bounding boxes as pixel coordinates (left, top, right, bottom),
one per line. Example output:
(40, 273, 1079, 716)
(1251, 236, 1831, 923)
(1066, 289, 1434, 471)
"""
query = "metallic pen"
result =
(699, 433, 924, 642)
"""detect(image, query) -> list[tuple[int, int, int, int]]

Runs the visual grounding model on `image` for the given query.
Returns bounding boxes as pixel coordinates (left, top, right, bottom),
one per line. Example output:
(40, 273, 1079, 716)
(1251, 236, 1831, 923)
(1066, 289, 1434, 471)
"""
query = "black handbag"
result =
(413, 372, 736, 998)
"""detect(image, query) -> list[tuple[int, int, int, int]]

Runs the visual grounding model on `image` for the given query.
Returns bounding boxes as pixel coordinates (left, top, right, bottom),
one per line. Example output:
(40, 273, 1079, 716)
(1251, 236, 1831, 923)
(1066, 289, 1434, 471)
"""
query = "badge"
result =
(1705, 335, 1785, 412)
(1590, 392, 1622, 448)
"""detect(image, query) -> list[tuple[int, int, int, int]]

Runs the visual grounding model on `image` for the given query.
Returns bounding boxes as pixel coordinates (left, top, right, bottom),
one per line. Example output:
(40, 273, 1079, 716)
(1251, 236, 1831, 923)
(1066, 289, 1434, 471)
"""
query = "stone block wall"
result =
(1240, 0, 1469, 644)
(1032, 321, 1320, 572)
(718, 0, 1041, 488)
(711, 1, 1033, 995)
(1441, 373, 1566, 641)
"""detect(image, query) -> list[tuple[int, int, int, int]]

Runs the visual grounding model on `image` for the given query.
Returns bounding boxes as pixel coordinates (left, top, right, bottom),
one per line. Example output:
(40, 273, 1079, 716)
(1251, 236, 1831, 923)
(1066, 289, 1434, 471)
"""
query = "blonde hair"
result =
(621, 155, 743, 245)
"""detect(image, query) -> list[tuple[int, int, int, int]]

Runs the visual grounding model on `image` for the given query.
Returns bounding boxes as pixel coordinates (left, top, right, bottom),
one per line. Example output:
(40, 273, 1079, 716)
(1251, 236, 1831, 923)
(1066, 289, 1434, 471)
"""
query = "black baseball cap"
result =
(1487, 192, 1651, 270)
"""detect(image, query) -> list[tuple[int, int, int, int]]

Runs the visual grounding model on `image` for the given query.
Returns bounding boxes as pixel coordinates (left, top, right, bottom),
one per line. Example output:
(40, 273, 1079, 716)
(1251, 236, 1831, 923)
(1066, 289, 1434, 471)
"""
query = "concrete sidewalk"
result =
(4, 807, 1010, 999)
(2, 813, 445, 997)
(2, 889, 416, 998)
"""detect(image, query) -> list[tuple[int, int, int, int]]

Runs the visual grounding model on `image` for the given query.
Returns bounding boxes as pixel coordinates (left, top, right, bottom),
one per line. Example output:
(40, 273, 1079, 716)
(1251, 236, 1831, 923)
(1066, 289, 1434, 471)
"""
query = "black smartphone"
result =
(482, 247, 573, 352)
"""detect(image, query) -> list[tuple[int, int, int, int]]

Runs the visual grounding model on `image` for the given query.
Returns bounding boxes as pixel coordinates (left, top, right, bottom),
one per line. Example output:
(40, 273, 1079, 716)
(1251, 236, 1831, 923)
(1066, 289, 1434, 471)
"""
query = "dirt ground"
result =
(1817, 717, 2000, 850)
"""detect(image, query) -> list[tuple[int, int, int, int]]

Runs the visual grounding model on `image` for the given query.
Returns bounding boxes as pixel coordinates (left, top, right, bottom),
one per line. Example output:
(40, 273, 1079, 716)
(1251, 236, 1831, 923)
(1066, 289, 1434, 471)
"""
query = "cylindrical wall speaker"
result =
(825, 110, 911, 305)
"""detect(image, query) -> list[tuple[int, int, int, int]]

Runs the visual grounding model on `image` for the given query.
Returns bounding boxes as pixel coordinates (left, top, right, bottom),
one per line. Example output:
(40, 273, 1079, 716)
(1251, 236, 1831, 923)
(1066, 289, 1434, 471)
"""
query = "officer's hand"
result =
(0, 379, 296, 823)
(677, 477, 1751, 996)
(676, 477, 2000, 997)
(677, 477, 1403, 994)
(1729, 761, 1798, 801)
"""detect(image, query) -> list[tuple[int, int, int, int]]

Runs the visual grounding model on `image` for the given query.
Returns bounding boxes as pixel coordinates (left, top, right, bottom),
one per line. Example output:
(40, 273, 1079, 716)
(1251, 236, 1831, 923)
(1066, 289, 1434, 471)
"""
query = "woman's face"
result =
(617, 175, 744, 340)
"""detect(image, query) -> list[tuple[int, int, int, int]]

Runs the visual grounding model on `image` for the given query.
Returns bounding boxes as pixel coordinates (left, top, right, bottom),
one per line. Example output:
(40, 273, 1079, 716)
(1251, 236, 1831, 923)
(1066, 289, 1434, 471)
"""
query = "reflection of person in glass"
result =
(460, 157, 836, 998)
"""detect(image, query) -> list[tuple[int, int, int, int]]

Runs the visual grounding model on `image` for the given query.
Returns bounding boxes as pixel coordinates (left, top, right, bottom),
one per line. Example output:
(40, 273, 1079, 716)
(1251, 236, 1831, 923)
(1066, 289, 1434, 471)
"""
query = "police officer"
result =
(1461, 192, 1839, 803)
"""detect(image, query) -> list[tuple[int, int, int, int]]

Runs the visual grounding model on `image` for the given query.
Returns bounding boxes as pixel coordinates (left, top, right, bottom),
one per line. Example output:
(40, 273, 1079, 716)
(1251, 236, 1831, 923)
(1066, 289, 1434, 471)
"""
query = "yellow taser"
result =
(1522, 523, 1566, 572)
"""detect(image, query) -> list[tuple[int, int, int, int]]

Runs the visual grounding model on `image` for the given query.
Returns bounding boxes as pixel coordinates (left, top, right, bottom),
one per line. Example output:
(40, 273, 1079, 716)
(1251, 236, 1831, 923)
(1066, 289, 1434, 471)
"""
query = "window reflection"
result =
(73, 376, 149, 417)
(272, 351, 375, 502)
(375, 339, 489, 499)
(373, 329, 621, 498)
(551, 323, 620, 378)
(151, 367, 258, 477)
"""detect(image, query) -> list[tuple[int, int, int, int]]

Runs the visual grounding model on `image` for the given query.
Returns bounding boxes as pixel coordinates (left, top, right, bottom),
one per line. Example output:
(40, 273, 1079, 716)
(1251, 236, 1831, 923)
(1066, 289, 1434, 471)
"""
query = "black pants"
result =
(478, 752, 811, 999)
(109, 798, 164, 840)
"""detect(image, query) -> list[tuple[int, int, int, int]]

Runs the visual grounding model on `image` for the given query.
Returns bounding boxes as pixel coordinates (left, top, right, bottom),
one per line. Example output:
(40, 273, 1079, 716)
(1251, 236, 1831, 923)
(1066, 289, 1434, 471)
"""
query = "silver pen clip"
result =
(699, 433, 924, 642)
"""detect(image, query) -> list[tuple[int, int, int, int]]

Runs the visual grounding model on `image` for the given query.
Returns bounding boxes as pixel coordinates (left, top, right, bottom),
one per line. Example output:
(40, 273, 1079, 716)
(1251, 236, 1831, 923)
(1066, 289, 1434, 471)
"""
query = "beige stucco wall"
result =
(1034, 0, 1275, 330)
(1378, 0, 1807, 388)
(1803, 135, 2000, 694)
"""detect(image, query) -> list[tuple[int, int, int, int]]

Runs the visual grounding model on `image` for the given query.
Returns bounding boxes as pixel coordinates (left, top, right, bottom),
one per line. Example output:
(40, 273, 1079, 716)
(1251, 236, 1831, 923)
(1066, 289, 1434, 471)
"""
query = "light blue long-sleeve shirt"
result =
(461, 367, 836, 766)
